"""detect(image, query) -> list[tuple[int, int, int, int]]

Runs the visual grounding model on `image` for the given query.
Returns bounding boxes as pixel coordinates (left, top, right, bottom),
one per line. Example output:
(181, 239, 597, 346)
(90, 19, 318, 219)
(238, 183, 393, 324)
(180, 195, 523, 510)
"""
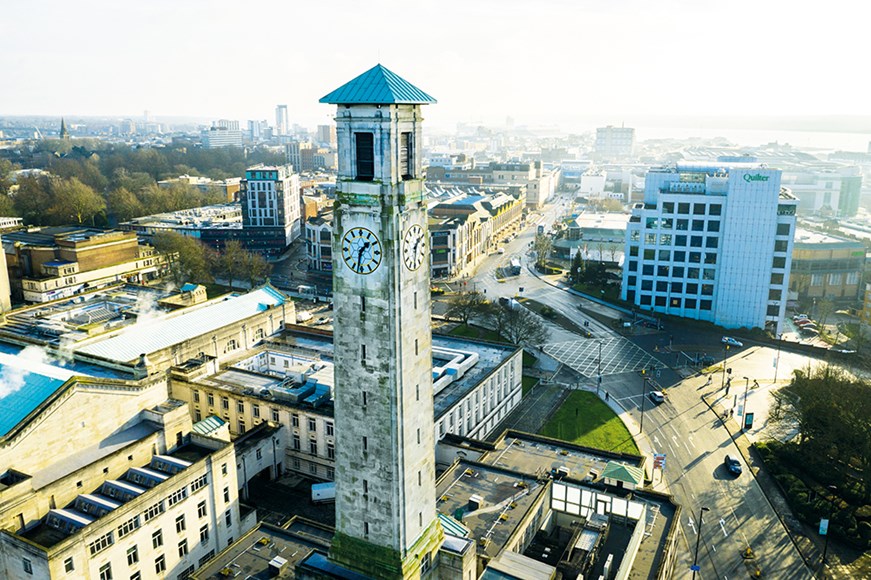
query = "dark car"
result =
(724, 454, 742, 476)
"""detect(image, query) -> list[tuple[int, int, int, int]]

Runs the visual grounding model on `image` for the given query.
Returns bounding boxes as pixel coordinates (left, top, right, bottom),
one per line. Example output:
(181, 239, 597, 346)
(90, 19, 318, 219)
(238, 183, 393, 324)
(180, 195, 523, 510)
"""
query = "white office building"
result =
(621, 163, 797, 335)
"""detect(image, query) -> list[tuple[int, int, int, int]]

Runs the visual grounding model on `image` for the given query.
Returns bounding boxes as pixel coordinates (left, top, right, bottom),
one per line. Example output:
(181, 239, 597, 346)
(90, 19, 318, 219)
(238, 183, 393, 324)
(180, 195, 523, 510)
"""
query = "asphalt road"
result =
(465, 195, 814, 579)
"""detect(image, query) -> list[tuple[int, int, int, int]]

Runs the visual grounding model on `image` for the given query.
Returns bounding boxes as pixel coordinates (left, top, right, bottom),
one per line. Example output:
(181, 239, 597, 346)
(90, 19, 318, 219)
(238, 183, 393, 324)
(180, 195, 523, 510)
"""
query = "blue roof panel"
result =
(0, 365, 67, 436)
(320, 64, 436, 105)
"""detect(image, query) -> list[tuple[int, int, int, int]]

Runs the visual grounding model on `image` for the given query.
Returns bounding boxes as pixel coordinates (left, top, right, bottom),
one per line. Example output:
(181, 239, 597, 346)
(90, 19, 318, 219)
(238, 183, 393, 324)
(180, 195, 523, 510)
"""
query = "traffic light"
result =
(727, 368, 732, 374)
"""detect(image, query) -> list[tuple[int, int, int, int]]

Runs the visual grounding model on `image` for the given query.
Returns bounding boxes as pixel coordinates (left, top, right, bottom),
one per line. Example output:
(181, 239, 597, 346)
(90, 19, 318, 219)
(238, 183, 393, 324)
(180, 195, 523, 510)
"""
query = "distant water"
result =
(635, 126, 871, 153)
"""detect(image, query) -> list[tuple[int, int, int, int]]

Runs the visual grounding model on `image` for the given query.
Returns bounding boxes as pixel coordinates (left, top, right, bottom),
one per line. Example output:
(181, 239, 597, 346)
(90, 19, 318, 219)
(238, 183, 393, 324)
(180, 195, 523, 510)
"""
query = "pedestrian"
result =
(729, 408, 734, 418)
(605, 391, 609, 400)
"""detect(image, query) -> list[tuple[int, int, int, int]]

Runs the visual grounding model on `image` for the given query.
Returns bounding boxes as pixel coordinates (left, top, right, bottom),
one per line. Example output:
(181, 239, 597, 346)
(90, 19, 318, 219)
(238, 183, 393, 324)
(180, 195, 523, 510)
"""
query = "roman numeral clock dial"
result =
(341, 227, 382, 274)
(403, 224, 426, 271)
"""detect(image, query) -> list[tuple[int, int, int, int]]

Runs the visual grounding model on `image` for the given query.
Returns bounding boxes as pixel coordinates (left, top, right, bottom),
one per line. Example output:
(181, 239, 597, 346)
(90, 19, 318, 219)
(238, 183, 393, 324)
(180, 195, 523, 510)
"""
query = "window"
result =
(678, 203, 690, 214)
(846, 271, 860, 285)
(672, 266, 684, 277)
(704, 253, 717, 265)
(178, 539, 188, 557)
(689, 252, 701, 263)
(662, 202, 674, 213)
(774, 240, 788, 252)
(237, 401, 244, 413)
(685, 298, 697, 309)
(271, 408, 280, 422)
(89, 531, 115, 556)
(225, 511, 232, 527)
(191, 474, 208, 493)
(118, 515, 140, 538)
(199, 551, 216, 567)
(642, 264, 654, 275)
(126, 546, 139, 566)
(64, 558, 74, 573)
(192, 390, 200, 403)
(693, 204, 705, 215)
(256, 449, 262, 460)
(671, 282, 683, 293)
(238, 420, 246, 434)
(700, 299, 713, 311)
(400, 132, 413, 179)
(656, 281, 668, 292)
(223, 487, 230, 503)
(221, 397, 229, 410)
(829, 273, 843, 285)
(361, 344, 367, 361)
(355, 132, 375, 180)
(644, 233, 656, 244)
(253, 405, 260, 418)
(154, 555, 166, 574)
(771, 273, 784, 285)
(692, 219, 705, 231)
(628, 260, 638, 272)
(207, 393, 214, 406)
(687, 268, 700, 279)
(309, 462, 318, 475)
(292, 435, 301, 450)
(707, 220, 720, 232)
(327, 467, 335, 480)
(99, 563, 112, 580)
(309, 440, 318, 456)
(364, 522, 369, 536)
(168, 488, 188, 507)
(200, 525, 209, 544)
(629, 246, 639, 257)
(221, 463, 228, 476)
(327, 443, 335, 460)
(703, 268, 716, 280)
(776, 223, 791, 236)
(198, 501, 208, 518)
(676, 219, 689, 231)
(658, 250, 670, 261)
(657, 265, 670, 277)
(178, 566, 195, 580)
(326, 422, 334, 437)
(152, 529, 163, 549)
(686, 283, 698, 295)
(659, 235, 672, 246)
(675, 235, 687, 246)
(176, 514, 186, 533)
(674, 251, 686, 262)
(291, 414, 299, 428)
(767, 305, 780, 316)
(308, 418, 317, 431)
(705, 237, 718, 249)
(690, 236, 703, 247)
(655, 296, 667, 306)
(772, 256, 786, 269)
(702, 284, 714, 296)
(643, 249, 655, 260)
(363, 436, 368, 452)
(23, 558, 32, 575)
(130, 572, 141, 580)
(630, 230, 640, 242)
(641, 280, 653, 291)
(709, 204, 722, 216)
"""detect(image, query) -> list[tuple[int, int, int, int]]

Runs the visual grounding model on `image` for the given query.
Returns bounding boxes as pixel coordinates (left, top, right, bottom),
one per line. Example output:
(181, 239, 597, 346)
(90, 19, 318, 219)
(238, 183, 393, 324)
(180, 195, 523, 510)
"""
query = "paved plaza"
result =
(543, 337, 665, 378)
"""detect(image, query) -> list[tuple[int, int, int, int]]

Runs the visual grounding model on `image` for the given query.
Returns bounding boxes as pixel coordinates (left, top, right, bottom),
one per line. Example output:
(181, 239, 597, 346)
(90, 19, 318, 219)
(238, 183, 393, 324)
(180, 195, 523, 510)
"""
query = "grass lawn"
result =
(522, 376, 538, 395)
(522, 350, 538, 368)
(539, 391, 639, 455)
(449, 323, 505, 343)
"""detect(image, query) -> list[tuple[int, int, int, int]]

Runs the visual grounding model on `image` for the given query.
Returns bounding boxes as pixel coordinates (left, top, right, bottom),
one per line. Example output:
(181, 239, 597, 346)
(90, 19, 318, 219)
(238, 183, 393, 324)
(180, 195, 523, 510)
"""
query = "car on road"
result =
(314, 317, 332, 326)
(721, 336, 743, 347)
(648, 390, 666, 404)
(724, 454, 742, 476)
(700, 355, 716, 365)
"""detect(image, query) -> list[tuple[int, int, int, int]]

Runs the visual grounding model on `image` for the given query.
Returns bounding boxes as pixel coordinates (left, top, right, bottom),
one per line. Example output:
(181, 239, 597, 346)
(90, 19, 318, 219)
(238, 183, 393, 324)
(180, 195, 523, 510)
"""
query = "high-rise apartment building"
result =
(316, 124, 337, 147)
(621, 162, 797, 335)
(275, 105, 288, 136)
(239, 164, 301, 256)
(595, 125, 636, 160)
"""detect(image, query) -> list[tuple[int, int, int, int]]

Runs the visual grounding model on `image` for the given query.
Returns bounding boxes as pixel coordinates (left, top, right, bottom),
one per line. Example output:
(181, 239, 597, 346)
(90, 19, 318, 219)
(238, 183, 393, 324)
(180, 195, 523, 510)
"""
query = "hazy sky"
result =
(3, 0, 870, 129)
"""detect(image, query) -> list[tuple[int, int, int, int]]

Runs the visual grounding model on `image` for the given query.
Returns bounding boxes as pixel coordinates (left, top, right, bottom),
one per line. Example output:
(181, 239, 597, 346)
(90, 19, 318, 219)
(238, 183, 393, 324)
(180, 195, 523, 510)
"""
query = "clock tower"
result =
(320, 65, 443, 578)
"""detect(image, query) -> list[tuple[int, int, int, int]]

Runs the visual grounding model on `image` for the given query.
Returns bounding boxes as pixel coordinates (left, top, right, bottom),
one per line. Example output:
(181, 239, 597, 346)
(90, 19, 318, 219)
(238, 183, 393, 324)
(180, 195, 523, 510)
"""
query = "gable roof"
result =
(319, 64, 436, 105)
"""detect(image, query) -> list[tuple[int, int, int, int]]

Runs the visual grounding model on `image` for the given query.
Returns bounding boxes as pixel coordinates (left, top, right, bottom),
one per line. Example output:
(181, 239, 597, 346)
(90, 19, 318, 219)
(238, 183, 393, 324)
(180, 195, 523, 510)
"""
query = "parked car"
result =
(721, 336, 743, 347)
(648, 390, 666, 404)
(793, 313, 809, 320)
(724, 454, 742, 476)
(795, 319, 814, 327)
(800, 327, 819, 337)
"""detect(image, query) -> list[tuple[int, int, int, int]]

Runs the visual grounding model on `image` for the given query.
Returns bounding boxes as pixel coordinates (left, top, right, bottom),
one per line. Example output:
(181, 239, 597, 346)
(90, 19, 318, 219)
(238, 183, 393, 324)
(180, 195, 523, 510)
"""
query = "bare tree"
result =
(445, 291, 488, 325)
(487, 302, 549, 346)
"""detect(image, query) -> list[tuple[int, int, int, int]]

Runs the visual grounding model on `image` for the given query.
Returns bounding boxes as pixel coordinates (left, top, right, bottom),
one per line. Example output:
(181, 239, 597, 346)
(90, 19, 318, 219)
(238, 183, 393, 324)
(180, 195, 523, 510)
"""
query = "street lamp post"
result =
(692, 506, 710, 580)
(773, 334, 782, 384)
(640, 376, 648, 434)
(720, 344, 730, 392)
(596, 340, 603, 396)
(822, 485, 838, 565)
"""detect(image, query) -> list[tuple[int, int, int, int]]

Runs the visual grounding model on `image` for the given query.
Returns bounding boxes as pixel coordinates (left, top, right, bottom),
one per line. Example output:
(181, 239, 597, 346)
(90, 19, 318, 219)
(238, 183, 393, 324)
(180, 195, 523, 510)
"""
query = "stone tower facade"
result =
(320, 65, 443, 578)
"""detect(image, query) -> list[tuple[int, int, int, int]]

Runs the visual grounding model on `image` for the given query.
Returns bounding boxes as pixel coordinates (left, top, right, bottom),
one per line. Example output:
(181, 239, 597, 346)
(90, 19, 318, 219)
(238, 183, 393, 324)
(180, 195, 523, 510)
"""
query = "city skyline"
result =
(4, 0, 871, 128)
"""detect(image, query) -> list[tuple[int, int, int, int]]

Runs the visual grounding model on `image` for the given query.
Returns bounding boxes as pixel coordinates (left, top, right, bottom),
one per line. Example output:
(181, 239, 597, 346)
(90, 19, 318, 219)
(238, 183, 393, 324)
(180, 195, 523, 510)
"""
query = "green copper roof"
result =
(320, 64, 436, 105)
(601, 461, 644, 485)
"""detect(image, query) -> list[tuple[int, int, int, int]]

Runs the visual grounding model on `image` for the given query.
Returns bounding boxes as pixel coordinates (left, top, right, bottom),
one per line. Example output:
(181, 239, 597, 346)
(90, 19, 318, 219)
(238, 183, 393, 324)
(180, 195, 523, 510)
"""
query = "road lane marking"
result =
(719, 518, 729, 537)
(688, 435, 696, 448)
(688, 517, 696, 534)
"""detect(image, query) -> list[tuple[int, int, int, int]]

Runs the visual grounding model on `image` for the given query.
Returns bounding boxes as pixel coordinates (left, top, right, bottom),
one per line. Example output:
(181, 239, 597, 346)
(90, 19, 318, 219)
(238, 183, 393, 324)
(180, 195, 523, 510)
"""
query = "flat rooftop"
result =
(0, 284, 173, 347)
(194, 519, 333, 579)
(793, 227, 863, 248)
(436, 460, 547, 560)
(74, 286, 286, 363)
(482, 432, 644, 484)
(200, 329, 518, 422)
(122, 203, 242, 231)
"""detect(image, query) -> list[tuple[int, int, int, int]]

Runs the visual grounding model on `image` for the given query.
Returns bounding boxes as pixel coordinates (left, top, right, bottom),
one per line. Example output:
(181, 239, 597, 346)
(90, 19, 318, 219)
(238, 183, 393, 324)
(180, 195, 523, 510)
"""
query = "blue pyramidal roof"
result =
(319, 64, 436, 105)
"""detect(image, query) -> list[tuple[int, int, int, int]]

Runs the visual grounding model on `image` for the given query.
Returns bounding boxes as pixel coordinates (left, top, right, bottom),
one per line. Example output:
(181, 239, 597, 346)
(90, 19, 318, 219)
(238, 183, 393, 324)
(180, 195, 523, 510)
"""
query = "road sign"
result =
(653, 453, 666, 470)
(690, 565, 700, 572)
(819, 518, 829, 536)
(744, 412, 754, 430)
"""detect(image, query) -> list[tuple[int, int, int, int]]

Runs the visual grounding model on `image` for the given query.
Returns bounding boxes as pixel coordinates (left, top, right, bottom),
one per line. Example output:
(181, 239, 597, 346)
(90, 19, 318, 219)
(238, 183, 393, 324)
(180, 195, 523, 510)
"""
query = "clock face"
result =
(341, 227, 382, 274)
(403, 224, 426, 271)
